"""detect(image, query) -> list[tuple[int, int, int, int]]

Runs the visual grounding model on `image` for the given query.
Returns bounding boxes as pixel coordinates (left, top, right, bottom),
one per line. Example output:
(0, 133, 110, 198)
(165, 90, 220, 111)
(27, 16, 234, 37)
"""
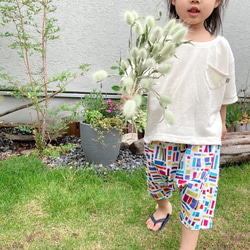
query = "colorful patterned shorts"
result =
(144, 141, 220, 230)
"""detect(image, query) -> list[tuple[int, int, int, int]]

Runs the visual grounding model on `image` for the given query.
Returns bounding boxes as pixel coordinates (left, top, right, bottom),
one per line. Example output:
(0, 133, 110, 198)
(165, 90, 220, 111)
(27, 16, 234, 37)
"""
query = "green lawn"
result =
(0, 156, 249, 249)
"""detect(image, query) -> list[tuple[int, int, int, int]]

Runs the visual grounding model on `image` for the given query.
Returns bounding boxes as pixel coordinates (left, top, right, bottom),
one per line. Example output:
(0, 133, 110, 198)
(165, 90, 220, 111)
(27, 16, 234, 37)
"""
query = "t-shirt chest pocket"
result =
(205, 64, 229, 90)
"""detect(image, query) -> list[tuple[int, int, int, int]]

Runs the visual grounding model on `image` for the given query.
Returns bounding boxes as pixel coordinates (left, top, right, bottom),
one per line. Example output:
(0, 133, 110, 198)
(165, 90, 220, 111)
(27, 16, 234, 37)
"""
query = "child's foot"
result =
(146, 201, 172, 232)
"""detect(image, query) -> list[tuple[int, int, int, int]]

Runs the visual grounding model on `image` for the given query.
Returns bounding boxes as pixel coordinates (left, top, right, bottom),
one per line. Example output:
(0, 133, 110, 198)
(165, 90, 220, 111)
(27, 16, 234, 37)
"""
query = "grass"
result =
(0, 156, 249, 249)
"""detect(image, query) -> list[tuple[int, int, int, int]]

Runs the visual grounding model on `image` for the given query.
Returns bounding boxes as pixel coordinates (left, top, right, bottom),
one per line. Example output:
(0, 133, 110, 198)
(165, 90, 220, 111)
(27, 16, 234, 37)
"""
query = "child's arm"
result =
(220, 105, 227, 141)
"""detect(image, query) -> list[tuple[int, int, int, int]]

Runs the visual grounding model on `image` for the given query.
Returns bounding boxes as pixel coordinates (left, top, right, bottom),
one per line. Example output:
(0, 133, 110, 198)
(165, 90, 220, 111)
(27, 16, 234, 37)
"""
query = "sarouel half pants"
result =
(144, 141, 220, 230)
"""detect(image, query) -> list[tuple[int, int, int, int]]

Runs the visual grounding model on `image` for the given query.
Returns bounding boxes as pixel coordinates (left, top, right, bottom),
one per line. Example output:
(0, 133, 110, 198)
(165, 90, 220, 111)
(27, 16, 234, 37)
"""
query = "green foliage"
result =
(0, 0, 89, 150)
(14, 125, 34, 134)
(226, 102, 244, 128)
(84, 109, 103, 125)
(226, 88, 250, 128)
(81, 90, 104, 115)
(29, 143, 78, 159)
(128, 108, 147, 132)
(81, 90, 126, 143)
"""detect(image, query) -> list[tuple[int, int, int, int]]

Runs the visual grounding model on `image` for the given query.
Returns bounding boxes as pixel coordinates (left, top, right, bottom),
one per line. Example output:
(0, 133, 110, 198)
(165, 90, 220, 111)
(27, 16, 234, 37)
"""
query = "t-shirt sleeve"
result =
(222, 60, 238, 105)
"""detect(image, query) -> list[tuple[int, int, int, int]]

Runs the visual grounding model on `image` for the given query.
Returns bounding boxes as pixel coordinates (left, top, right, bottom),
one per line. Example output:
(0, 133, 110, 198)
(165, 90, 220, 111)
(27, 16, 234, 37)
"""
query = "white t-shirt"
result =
(144, 36, 238, 145)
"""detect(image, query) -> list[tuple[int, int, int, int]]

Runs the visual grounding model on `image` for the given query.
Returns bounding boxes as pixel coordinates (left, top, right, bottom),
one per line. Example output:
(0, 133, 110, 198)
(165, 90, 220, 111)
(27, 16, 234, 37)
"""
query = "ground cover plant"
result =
(226, 88, 250, 129)
(0, 156, 249, 249)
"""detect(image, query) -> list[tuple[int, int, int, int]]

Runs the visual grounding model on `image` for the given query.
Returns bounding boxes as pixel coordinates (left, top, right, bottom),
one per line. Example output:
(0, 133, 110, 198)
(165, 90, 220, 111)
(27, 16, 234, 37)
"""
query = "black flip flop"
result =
(150, 213, 170, 231)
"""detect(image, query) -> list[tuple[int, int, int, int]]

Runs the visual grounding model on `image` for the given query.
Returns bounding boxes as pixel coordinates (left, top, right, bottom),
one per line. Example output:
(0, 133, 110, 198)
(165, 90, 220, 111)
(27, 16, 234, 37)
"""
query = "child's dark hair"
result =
(167, 0, 229, 35)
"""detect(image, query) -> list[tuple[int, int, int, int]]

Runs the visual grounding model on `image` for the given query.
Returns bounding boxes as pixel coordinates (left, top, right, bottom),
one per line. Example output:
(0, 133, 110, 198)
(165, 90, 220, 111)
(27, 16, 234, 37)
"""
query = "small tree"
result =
(0, 0, 89, 150)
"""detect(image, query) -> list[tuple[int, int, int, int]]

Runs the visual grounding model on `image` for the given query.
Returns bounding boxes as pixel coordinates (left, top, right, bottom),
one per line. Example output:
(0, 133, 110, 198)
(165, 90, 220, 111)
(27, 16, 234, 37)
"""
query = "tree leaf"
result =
(112, 85, 121, 91)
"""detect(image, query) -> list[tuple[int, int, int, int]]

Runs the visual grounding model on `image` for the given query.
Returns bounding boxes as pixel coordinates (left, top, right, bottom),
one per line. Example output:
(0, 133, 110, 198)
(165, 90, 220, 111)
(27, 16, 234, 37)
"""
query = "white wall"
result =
(0, 0, 249, 123)
(223, 0, 250, 91)
(45, 0, 169, 92)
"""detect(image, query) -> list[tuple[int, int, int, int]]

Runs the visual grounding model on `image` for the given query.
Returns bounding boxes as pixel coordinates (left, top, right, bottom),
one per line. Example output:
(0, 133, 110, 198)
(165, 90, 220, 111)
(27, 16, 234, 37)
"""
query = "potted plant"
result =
(226, 89, 250, 132)
(80, 90, 125, 165)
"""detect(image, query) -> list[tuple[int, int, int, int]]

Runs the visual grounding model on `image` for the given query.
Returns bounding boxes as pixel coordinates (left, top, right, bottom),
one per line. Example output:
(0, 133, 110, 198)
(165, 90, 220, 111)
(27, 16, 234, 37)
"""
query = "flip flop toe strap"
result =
(151, 214, 170, 231)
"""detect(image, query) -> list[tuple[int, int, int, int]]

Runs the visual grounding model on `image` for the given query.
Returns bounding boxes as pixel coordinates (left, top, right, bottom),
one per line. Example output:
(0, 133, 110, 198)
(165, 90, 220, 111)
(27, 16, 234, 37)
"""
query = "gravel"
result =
(0, 131, 145, 174)
(48, 136, 145, 174)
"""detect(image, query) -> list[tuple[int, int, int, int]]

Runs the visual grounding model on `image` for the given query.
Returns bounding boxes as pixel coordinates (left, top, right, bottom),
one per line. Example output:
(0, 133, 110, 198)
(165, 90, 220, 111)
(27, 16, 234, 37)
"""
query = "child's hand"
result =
(221, 123, 227, 141)
(120, 87, 132, 105)
(220, 105, 227, 141)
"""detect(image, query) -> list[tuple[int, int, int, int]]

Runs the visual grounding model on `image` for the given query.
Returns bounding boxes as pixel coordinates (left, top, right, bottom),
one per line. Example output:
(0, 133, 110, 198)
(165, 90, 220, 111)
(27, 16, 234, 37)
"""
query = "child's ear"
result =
(171, 0, 176, 6)
(215, 0, 222, 8)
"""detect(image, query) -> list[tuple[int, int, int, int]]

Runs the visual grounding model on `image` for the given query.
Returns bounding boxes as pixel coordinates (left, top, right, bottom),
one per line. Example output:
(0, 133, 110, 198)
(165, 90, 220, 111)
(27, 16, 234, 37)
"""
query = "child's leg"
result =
(177, 145, 220, 249)
(180, 224, 199, 250)
(146, 198, 172, 231)
(144, 141, 181, 231)
(178, 145, 220, 230)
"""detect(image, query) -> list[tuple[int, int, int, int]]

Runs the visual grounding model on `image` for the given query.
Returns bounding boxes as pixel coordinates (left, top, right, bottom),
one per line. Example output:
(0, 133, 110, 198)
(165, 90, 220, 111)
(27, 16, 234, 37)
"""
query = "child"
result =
(144, 0, 238, 249)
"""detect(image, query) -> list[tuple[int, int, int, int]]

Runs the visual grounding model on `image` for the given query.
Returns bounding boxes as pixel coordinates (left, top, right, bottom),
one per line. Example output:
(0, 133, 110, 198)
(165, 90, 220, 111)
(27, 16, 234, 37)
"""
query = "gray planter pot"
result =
(80, 121, 121, 165)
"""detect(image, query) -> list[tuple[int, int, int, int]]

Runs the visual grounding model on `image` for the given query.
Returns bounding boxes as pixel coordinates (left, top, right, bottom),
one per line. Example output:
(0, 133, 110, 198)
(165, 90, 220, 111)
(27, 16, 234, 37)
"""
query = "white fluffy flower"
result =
(130, 47, 140, 58)
(124, 11, 134, 25)
(163, 19, 176, 36)
(134, 21, 144, 35)
(93, 70, 108, 82)
(140, 78, 154, 91)
(159, 94, 172, 105)
(152, 43, 161, 56)
(132, 94, 142, 107)
(145, 58, 156, 68)
(123, 76, 134, 88)
(169, 23, 183, 36)
(132, 11, 139, 20)
(145, 15, 155, 28)
(120, 60, 128, 71)
(139, 48, 148, 59)
(172, 28, 187, 43)
(150, 26, 163, 43)
(165, 110, 175, 125)
(160, 41, 175, 57)
(158, 63, 172, 74)
(123, 100, 137, 119)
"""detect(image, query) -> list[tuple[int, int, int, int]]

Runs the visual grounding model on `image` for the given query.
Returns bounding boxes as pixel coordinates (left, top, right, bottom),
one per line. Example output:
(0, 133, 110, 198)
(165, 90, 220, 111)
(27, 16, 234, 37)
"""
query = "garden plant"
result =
(226, 88, 250, 129)
(0, 0, 89, 150)
(81, 89, 125, 142)
(94, 11, 189, 124)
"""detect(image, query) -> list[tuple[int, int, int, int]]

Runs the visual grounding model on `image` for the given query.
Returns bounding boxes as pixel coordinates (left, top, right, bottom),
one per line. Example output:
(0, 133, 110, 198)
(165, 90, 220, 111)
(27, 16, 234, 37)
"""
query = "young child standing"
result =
(144, 0, 238, 249)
